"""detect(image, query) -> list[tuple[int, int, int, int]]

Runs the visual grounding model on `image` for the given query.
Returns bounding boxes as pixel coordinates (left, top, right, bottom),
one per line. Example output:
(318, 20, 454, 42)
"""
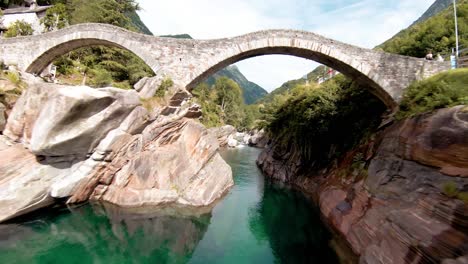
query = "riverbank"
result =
(257, 106, 468, 263)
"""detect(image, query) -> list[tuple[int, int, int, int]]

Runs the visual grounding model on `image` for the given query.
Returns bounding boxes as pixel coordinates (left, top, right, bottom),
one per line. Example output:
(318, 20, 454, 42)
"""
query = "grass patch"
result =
(154, 78, 174, 97)
(397, 69, 468, 120)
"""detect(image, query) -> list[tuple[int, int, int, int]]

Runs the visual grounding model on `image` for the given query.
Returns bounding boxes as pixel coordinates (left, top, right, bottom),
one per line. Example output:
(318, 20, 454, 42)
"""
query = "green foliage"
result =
(54, 46, 154, 88)
(378, 0, 468, 57)
(41, 3, 69, 32)
(263, 74, 386, 169)
(441, 182, 468, 203)
(1, 71, 27, 92)
(35, 0, 155, 88)
(206, 66, 268, 104)
(90, 68, 112, 87)
(68, 0, 139, 32)
(0, 0, 23, 8)
(154, 78, 173, 97)
(457, 192, 468, 203)
(193, 77, 258, 130)
(4, 20, 33, 38)
(397, 69, 468, 119)
(259, 65, 327, 104)
(442, 181, 460, 198)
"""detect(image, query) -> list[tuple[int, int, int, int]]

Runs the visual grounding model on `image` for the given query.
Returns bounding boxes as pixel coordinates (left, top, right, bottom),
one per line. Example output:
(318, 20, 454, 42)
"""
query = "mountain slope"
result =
(205, 65, 268, 104)
(412, 0, 453, 25)
(378, 0, 467, 57)
(126, 10, 153, 35)
(258, 66, 327, 103)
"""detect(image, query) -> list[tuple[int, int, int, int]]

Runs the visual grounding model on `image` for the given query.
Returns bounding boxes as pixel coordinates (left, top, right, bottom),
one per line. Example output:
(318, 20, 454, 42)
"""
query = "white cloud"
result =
(138, 0, 433, 92)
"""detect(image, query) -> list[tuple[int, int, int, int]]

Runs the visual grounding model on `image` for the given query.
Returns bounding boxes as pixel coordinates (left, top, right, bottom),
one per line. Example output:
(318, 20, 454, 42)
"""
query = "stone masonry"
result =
(0, 23, 450, 107)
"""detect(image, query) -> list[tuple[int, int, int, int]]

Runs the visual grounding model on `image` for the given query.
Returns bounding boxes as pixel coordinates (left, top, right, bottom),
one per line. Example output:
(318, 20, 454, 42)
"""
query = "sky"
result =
(137, 0, 434, 92)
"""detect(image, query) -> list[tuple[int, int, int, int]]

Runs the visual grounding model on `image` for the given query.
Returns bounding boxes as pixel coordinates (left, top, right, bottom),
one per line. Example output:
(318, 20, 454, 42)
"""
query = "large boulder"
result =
(3, 83, 59, 144)
(0, 145, 82, 222)
(227, 136, 238, 148)
(209, 125, 236, 147)
(29, 86, 140, 156)
(70, 118, 233, 208)
(249, 129, 268, 148)
(396, 106, 468, 177)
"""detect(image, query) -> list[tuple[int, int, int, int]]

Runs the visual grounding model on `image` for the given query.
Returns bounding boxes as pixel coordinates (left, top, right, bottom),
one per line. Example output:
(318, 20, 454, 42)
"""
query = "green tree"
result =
(213, 77, 245, 128)
(41, 3, 69, 32)
(4, 20, 33, 38)
(68, 0, 139, 31)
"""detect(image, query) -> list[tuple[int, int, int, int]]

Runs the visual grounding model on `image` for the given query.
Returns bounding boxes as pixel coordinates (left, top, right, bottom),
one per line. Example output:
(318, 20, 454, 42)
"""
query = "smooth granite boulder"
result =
(29, 86, 140, 156)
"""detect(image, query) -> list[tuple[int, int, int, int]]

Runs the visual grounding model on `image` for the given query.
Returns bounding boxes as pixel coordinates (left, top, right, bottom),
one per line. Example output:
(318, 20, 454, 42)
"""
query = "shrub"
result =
(397, 69, 468, 120)
(457, 192, 468, 204)
(91, 68, 113, 88)
(265, 75, 386, 168)
(4, 20, 34, 38)
(154, 77, 174, 97)
(442, 181, 459, 198)
(55, 57, 75, 75)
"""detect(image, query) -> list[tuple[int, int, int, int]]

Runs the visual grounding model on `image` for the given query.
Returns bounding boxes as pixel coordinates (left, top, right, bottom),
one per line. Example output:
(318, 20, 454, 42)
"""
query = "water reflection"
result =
(249, 182, 339, 263)
(0, 203, 212, 263)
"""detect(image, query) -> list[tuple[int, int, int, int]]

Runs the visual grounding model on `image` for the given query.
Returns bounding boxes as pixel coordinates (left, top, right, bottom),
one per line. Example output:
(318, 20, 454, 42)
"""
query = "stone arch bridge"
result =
(0, 23, 449, 108)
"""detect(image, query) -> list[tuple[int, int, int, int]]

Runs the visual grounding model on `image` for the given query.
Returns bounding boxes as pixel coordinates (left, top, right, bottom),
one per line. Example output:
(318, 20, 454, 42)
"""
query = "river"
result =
(0, 147, 339, 263)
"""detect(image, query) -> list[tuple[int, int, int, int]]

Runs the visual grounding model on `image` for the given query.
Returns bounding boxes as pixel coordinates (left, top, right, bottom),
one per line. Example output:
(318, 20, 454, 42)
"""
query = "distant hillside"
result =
(412, 0, 452, 25)
(205, 65, 268, 104)
(378, 0, 467, 57)
(126, 10, 153, 35)
(259, 66, 326, 103)
(160, 34, 193, 39)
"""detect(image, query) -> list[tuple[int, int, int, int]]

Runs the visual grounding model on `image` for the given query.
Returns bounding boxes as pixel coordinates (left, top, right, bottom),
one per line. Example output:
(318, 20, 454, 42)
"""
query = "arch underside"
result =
(25, 38, 155, 75)
(186, 47, 396, 108)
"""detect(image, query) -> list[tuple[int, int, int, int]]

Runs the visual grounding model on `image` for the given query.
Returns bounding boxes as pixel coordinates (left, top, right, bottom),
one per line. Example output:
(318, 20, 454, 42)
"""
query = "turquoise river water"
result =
(0, 147, 340, 263)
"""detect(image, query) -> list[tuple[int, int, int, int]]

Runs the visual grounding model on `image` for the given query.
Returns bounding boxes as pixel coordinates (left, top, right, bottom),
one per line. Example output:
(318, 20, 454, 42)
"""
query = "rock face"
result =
(0, 143, 85, 222)
(209, 125, 236, 147)
(249, 129, 269, 148)
(257, 106, 468, 263)
(30, 86, 141, 156)
(0, 103, 5, 132)
(70, 119, 233, 207)
(0, 81, 233, 223)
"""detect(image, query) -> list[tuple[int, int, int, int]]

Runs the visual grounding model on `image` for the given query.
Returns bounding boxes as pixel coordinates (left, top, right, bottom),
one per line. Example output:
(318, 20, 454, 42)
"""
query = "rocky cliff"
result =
(257, 106, 468, 263)
(0, 76, 233, 223)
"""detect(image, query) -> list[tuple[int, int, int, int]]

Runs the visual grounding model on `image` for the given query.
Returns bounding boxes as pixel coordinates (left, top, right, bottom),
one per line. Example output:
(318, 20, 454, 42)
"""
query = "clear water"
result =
(0, 147, 339, 264)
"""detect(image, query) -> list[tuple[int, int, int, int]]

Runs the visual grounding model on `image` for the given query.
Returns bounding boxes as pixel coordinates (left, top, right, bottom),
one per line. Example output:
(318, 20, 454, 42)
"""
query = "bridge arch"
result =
(26, 38, 156, 75)
(185, 46, 393, 107)
(2, 24, 161, 76)
(179, 29, 445, 109)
